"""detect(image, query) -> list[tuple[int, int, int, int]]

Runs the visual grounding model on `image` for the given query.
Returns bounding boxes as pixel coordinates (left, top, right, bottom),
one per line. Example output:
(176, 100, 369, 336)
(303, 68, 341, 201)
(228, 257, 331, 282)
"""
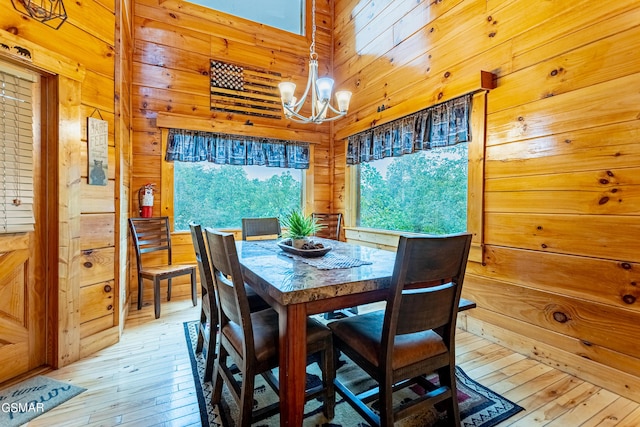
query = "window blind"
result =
(1, 63, 36, 234)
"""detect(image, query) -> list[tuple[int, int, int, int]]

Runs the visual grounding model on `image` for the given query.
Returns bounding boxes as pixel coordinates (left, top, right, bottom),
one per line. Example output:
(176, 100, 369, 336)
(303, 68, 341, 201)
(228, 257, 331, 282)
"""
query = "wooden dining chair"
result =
(241, 217, 281, 240)
(205, 228, 336, 426)
(189, 222, 270, 381)
(328, 232, 472, 427)
(312, 212, 342, 241)
(128, 217, 197, 319)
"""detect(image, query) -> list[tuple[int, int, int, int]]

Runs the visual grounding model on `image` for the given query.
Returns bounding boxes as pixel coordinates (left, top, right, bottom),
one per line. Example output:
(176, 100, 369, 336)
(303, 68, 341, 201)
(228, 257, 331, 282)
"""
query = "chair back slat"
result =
(385, 233, 472, 337)
(312, 213, 342, 241)
(241, 217, 281, 240)
(396, 283, 456, 335)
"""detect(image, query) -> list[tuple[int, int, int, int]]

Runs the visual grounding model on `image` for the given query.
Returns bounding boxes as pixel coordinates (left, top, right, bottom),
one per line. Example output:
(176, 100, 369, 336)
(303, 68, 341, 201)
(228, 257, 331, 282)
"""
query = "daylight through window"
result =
(185, 0, 305, 35)
(358, 143, 468, 235)
(173, 163, 302, 231)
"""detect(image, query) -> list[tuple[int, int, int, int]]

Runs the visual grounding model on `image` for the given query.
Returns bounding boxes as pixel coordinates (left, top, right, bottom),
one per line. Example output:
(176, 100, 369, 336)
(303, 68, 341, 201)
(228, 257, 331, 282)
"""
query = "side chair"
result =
(205, 228, 335, 426)
(312, 212, 342, 241)
(328, 232, 472, 427)
(189, 222, 270, 381)
(241, 217, 281, 240)
(128, 217, 197, 319)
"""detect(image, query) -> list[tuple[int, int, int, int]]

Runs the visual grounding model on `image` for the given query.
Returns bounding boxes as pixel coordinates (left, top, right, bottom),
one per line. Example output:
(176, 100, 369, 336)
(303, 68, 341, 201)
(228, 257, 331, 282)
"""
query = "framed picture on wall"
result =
(87, 116, 108, 186)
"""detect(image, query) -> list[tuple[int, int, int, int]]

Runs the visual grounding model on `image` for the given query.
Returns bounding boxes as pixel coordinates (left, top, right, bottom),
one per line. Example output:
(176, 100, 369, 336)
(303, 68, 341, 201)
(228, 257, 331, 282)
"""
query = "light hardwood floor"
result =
(19, 299, 640, 426)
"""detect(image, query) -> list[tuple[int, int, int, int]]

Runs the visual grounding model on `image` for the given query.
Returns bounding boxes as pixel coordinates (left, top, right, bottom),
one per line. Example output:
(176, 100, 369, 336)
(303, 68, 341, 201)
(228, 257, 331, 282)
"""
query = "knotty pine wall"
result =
(2, 0, 131, 365)
(129, 0, 334, 303)
(332, 0, 640, 402)
(117, 0, 134, 330)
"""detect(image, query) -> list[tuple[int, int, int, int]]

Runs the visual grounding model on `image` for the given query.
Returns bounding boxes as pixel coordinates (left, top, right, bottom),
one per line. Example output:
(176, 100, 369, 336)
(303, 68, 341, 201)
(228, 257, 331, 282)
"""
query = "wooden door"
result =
(0, 234, 46, 382)
(0, 69, 47, 383)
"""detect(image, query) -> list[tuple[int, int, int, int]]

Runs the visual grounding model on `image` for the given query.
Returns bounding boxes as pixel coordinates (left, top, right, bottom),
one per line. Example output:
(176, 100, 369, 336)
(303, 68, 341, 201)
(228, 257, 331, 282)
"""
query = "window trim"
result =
(345, 91, 486, 263)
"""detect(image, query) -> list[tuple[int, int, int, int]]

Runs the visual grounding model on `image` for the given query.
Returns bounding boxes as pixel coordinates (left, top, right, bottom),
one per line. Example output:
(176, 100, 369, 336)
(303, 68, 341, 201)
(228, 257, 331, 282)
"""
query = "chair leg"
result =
(196, 318, 205, 353)
(190, 270, 197, 306)
(239, 363, 255, 427)
(321, 343, 336, 419)
(154, 278, 161, 319)
(379, 375, 394, 427)
(202, 316, 217, 382)
(211, 346, 226, 404)
(137, 274, 144, 310)
(167, 278, 172, 301)
(439, 365, 461, 426)
(203, 335, 216, 383)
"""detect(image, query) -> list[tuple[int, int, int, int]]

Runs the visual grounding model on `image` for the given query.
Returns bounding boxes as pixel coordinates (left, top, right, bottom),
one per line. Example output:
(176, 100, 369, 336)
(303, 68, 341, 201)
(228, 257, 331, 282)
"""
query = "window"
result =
(346, 91, 486, 263)
(0, 62, 36, 234)
(162, 127, 311, 232)
(186, 0, 305, 35)
(357, 143, 468, 234)
(173, 162, 302, 231)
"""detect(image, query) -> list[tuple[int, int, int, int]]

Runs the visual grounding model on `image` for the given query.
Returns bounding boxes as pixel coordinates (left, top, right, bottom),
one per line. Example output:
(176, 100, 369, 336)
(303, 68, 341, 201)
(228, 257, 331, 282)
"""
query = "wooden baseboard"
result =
(461, 313, 640, 404)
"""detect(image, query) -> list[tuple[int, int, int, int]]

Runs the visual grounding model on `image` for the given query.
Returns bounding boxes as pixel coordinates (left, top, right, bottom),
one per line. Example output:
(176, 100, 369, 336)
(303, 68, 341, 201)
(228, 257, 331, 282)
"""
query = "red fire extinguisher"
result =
(138, 183, 155, 218)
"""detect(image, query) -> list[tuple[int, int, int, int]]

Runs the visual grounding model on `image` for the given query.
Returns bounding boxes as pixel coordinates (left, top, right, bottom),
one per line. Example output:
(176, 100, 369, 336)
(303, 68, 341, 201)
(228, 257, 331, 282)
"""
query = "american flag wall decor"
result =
(210, 60, 282, 119)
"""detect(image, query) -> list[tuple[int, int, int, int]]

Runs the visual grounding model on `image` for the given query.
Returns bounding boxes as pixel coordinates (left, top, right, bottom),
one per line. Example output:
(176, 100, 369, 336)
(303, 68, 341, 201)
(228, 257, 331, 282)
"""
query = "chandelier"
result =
(278, 0, 352, 124)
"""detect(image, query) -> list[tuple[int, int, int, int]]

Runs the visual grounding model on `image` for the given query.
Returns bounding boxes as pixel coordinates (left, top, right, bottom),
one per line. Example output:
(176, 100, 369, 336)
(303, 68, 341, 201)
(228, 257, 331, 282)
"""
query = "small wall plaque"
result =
(87, 117, 108, 186)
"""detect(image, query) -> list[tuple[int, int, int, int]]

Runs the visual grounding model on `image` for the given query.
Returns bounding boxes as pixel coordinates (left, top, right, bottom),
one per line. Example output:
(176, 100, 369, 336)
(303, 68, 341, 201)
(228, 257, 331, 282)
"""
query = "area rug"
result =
(0, 375, 86, 427)
(184, 320, 523, 426)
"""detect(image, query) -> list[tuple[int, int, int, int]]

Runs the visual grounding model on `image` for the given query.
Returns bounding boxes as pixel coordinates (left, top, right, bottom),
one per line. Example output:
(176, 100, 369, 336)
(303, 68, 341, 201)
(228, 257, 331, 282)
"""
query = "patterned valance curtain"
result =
(165, 129, 310, 169)
(347, 94, 472, 165)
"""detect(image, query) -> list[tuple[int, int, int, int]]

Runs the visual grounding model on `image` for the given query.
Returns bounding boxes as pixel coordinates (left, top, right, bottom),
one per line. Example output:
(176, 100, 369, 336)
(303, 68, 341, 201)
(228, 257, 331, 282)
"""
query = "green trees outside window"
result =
(359, 143, 468, 235)
(174, 143, 466, 234)
(174, 163, 301, 231)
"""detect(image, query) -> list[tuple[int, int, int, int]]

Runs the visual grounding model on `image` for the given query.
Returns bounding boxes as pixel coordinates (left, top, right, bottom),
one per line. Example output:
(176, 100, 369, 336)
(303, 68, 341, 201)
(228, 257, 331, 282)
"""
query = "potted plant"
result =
(281, 210, 323, 249)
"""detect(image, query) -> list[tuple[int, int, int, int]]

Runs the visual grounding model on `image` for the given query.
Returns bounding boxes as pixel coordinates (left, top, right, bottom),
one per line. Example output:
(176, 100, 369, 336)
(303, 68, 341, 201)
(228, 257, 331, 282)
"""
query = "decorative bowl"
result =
(277, 240, 332, 258)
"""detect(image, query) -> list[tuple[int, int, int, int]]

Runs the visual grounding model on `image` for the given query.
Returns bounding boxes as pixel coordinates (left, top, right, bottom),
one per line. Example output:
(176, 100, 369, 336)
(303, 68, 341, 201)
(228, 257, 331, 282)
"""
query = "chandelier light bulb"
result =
(336, 91, 352, 112)
(315, 78, 334, 101)
(278, 82, 296, 105)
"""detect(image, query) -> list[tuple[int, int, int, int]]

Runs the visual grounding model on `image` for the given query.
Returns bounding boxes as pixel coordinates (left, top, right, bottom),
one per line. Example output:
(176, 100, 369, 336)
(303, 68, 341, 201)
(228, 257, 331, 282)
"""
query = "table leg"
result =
(279, 303, 307, 427)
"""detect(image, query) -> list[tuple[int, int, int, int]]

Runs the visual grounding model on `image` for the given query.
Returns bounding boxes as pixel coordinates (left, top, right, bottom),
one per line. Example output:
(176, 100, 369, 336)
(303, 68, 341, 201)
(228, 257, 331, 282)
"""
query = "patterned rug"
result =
(184, 321, 524, 426)
(0, 375, 86, 427)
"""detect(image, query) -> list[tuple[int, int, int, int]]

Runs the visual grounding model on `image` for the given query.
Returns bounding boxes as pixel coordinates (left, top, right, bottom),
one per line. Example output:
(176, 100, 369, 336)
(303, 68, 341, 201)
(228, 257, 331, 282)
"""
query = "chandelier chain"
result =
(310, 0, 317, 59)
(278, 0, 351, 123)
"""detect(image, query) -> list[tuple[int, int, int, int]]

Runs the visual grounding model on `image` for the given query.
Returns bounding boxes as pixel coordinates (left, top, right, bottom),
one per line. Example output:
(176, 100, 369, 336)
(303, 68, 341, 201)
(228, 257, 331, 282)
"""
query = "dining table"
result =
(236, 237, 394, 426)
(235, 237, 475, 427)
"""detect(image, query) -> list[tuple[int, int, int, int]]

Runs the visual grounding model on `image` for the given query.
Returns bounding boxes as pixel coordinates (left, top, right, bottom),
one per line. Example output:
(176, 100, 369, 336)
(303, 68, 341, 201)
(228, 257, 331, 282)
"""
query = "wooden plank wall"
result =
(332, 0, 640, 402)
(130, 0, 335, 302)
(2, 0, 123, 364)
(116, 0, 134, 332)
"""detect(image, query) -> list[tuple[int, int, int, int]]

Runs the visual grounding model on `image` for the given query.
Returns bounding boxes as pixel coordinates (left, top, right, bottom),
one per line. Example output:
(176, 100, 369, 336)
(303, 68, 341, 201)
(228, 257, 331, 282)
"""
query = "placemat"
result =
(278, 251, 372, 270)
